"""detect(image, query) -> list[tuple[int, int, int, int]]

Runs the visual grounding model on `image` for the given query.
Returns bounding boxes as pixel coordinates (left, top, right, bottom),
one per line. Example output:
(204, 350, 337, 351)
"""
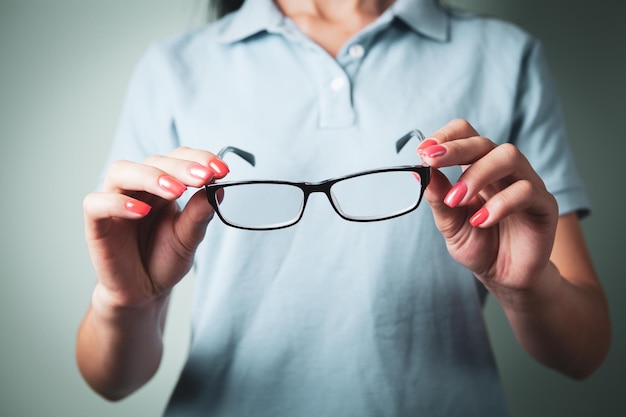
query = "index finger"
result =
(417, 119, 495, 168)
(166, 147, 230, 179)
(427, 118, 480, 143)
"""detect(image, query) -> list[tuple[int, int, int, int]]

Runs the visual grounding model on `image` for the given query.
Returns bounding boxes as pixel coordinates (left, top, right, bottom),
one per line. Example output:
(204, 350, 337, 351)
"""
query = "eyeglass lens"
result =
(217, 183, 305, 229)
(214, 170, 424, 229)
(330, 170, 423, 220)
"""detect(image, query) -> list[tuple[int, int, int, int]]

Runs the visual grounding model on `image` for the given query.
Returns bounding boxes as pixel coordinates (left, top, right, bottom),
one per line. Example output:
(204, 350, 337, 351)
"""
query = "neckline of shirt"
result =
(216, 0, 450, 44)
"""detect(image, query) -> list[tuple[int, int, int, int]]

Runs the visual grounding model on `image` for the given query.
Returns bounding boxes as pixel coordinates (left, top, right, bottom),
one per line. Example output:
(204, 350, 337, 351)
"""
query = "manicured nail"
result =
(416, 138, 438, 153)
(189, 164, 214, 181)
(420, 144, 447, 158)
(470, 207, 490, 227)
(444, 181, 467, 208)
(208, 158, 229, 178)
(158, 175, 187, 197)
(125, 200, 151, 216)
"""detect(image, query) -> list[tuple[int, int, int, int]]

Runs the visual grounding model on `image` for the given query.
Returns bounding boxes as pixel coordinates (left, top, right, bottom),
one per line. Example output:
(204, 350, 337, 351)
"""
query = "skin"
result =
(78, 148, 229, 399)
(77, 0, 610, 401)
(274, 0, 395, 56)
(419, 119, 610, 378)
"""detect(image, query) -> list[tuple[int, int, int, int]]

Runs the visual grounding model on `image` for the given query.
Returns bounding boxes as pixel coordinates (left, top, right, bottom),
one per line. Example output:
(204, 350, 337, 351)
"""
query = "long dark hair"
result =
(210, 0, 245, 19)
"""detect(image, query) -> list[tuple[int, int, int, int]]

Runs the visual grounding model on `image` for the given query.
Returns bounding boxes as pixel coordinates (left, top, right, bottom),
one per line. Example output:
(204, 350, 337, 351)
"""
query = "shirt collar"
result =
(391, 0, 449, 42)
(216, 0, 284, 43)
(217, 0, 449, 44)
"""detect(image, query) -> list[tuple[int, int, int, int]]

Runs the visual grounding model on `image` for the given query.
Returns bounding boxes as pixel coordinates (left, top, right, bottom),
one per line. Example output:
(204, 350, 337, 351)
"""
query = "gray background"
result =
(0, 0, 623, 416)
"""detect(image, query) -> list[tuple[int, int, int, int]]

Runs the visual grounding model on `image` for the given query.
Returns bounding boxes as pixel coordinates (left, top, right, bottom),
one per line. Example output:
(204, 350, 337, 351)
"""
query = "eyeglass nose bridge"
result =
(296, 178, 356, 222)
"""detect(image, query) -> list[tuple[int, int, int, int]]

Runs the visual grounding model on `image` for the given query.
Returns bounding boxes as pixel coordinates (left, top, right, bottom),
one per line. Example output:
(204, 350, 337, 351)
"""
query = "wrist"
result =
(91, 283, 171, 322)
(484, 262, 564, 314)
(78, 284, 170, 400)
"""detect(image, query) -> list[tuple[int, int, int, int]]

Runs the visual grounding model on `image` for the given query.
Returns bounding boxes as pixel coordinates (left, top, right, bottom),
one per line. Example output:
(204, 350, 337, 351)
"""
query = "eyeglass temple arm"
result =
(395, 129, 425, 154)
(216, 131, 422, 166)
(217, 146, 256, 166)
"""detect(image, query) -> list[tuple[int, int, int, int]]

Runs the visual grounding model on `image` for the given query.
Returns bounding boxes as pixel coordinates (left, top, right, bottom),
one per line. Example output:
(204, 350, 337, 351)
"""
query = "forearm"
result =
(489, 262, 611, 379)
(76, 284, 171, 400)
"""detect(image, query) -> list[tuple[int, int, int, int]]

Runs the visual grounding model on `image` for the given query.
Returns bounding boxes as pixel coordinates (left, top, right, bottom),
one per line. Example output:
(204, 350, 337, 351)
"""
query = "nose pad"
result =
(296, 191, 340, 226)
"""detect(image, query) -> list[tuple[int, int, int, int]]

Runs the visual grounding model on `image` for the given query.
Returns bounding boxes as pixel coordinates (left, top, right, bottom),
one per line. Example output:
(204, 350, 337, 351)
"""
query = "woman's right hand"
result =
(82, 147, 229, 310)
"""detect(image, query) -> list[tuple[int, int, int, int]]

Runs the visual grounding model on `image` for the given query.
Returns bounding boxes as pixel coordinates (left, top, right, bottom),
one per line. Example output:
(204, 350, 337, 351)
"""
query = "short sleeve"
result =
(511, 40, 591, 217)
(99, 43, 180, 187)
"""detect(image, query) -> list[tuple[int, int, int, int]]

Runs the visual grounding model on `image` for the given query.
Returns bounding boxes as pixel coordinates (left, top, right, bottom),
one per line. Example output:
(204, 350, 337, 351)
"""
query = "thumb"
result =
(174, 188, 216, 253)
(424, 168, 468, 237)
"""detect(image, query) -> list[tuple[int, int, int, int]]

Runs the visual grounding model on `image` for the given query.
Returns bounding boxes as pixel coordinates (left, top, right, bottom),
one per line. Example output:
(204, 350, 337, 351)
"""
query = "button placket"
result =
(348, 43, 365, 59)
(318, 68, 354, 128)
(281, 29, 376, 129)
(316, 38, 372, 128)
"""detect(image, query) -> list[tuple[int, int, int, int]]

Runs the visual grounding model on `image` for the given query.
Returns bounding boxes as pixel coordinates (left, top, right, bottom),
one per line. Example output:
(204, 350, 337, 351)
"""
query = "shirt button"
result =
(348, 43, 365, 59)
(329, 76, 347, 91)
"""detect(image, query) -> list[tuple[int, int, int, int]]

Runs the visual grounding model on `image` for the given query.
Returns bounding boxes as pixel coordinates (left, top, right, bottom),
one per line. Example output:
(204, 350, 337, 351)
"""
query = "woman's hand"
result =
(418, 119, 611, 378)
(82, 147, 229, 309)
(79, 147, 229, 399)
(418, 119, 560, 293)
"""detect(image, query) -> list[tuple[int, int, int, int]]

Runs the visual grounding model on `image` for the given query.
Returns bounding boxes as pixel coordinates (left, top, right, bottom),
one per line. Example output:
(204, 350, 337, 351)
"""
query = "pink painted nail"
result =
(470, 207, 490, 227)
(189, 164, 214, 181)
(208, 158, 230, 178)
(158, 175, 187, 197)
(421, 144, 447, 158)
(444, 181, 467, 208)
(416, 139, 438, 154)
(125, 200, 151, 216)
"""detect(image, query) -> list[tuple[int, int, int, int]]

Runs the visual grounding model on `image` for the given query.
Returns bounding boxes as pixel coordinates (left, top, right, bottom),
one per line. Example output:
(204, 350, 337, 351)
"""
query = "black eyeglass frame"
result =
(205, 130, 431, 231)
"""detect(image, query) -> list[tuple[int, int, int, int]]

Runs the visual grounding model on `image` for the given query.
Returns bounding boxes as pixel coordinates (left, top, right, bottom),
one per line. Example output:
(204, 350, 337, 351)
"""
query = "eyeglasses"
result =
(205, 130, 431, 231)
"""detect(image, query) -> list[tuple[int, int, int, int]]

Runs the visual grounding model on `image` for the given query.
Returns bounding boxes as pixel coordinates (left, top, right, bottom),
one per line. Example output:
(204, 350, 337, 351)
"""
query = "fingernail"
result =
(158, 175, 187, 197)
(208, 158, 229, 178)
(125, 200, 151, 216)
(420, 144, 447, 158)
(470, 207, 489, 227)
(444, 181, 467, 208)
(189, 164, 214, 182)
(416, 138, 438, 153)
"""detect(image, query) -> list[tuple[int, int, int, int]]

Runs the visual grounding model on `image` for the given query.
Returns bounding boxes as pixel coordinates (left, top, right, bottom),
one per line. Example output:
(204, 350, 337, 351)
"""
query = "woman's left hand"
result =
(418, 119, 560, 293)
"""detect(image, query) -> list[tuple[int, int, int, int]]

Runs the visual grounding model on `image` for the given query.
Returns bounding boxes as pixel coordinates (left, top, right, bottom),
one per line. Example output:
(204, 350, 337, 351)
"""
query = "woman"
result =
(77, 0, 610, 415)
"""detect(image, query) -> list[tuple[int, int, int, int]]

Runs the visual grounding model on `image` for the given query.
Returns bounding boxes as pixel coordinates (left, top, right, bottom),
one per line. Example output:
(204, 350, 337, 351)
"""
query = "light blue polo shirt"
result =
(106, 0, 590, 416)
